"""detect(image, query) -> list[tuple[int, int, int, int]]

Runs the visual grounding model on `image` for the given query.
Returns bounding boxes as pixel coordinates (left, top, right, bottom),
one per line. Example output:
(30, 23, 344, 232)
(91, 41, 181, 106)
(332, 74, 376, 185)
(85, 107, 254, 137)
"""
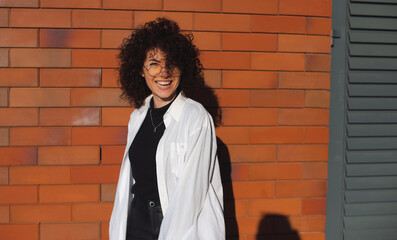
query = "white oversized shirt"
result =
(109, 92, 225, 240)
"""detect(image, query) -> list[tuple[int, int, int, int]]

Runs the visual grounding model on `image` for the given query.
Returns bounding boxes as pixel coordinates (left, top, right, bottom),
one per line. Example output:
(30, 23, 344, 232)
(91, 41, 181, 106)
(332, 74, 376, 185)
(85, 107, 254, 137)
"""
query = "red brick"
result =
(0, 108, 38, 126)
(0, 205, 9, 223)
(10, 127, 71, 146)
(72, 127, 127, 145)
(230, 164, 248, 181)
(248, 163, 302, 180)
(41, 0, 100, 8)
(251, 127, 305, 144)
(305, 90, 330, 108)
(0, 0, 38, 7)
(248, 199, 301, 217)
(40, 185, 99, 203)
(103, 0, 162, 10)
(102, 69, 119, 88)
(41, 69, 100, 87)
(10, 49, 71, 67)
(302, 198, 326, 215)
(250, 90, 305, 107)
(71, 88, 129, 107)
(0, 147, 37, 166)
(0, 128, 9, 146)
(279, 35, 331, 53)
(194, 13, 250, 32)
(288, 216, 326, 232)
(0, 224, 38, 240)
(10, 166, 70, 185)
(0, 186, 37, 204)
(102, 30, 131, 49)
(11, 204, 71, 223)
(102, 222, 109, 240)
(227, 145, 276, 163)
(280, 0, 332, 17)
(203, 70, 221, 88)
(222, 108, 277, 126)
(251, 53, 305, 71)
(232, 182, 275, 199)
(0, 167, 8, 185)
(165, 0, 221, 12)
(10, 88, 70, 107)
(301, 233, 326, 240)
(214, 89, 250, 107)
(224, 71, 274, 89)
(71, 165, 120, 184)
(278, 72, 330, 90)
(38, 146, 100, 165)
(223, 0, 277, 14)
(303, 163, 328, 180)
(306, 54, 331, 72)
(192, 32, 221, 51)
(135, 12, 193, 30)
(277, 145, 328, 162)
(101, 183, 117, 202)
(40, 223, 100, 240)
(216, 127, 250, 144)
(305, 127, 329, 143)
(201, 51, 250, 70)
(236, 218, 262, 235)
(307, 17, 332, 35)
(0, 88, 8, 106)
(252, 15, 306, 34)
(0, 68, 38, 87)
(40, 29, 101, 48)
(72, 49, 118, 68)
(222, 33, 277, 52)
(72, 203, 113, 221)
(102, 107, 133, 126)
(0, 29, 37, 47)
(0, 49, 9, 67)
(72, 10, 133, 29)
(0, 8, 9, 27)
(278, 109, 329, 125)
(40, 108, 100, 126)
(101, 146, 124, 165)
(276, 181, 327, 198)
(10, 9, 71, 28)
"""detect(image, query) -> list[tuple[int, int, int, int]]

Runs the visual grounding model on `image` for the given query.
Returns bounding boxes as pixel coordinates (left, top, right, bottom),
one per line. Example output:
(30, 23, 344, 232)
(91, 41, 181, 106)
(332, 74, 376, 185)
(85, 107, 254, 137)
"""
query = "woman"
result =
(109, 18, 225, 240)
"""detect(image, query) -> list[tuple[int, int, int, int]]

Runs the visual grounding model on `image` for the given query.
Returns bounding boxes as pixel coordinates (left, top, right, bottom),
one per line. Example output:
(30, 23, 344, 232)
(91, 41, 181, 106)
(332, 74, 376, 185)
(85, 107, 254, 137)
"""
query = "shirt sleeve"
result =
(158, 112, 218, 240)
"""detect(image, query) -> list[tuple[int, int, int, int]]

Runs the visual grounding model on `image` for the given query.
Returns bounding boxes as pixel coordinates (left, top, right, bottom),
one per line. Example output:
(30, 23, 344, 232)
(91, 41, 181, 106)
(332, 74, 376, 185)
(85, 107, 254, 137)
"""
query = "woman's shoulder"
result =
(181, 97, 213, 127)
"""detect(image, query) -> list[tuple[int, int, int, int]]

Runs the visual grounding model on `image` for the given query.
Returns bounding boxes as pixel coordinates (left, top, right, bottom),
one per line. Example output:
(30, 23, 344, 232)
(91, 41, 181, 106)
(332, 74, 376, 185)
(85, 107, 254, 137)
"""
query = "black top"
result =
(129, 97, 175, 201)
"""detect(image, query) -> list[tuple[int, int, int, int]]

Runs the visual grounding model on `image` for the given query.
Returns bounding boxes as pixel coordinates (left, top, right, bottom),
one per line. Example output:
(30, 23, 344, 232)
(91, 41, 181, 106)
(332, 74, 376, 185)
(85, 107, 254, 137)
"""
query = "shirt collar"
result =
(138, 91, 186, 122)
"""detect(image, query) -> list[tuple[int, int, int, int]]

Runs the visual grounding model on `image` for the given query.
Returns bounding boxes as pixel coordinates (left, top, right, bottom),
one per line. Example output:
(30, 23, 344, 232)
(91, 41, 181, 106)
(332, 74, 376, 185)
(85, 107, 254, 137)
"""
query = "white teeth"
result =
(156, 81, 172, 86)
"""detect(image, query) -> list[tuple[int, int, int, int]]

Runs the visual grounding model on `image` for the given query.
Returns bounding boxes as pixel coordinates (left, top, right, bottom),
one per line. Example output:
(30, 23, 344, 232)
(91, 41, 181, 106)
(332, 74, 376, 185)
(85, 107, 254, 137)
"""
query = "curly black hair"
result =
(118, 17, 205, 108)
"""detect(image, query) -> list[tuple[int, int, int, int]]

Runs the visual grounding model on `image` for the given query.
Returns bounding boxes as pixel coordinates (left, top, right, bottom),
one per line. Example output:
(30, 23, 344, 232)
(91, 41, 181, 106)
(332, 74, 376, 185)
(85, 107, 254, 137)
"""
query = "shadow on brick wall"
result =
(256, 214, 301, 240)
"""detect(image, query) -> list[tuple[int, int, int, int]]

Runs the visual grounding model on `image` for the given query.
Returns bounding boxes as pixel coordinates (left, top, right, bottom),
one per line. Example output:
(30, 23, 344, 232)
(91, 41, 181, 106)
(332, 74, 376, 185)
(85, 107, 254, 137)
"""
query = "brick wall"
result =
(0, 0, 332, 239)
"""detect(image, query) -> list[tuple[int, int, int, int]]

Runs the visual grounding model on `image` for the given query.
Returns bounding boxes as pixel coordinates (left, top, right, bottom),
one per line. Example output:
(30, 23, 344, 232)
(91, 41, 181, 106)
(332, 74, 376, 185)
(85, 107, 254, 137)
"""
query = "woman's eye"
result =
(149, 62, 160, 67)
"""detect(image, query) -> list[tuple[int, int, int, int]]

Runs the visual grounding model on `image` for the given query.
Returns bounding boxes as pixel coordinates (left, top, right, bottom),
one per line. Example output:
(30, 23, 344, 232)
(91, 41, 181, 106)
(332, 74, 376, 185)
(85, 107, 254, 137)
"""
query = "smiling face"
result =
(142, 49, 181, 108)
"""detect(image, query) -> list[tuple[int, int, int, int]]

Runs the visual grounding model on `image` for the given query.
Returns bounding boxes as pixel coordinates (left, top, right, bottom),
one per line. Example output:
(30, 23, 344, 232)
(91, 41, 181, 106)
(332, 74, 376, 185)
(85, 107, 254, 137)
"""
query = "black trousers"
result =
(126, 197, 163, 240)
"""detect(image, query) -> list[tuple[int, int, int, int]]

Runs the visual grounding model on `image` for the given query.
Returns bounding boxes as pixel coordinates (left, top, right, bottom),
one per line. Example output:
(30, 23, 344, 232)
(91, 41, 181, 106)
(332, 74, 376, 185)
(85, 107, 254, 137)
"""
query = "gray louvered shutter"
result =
(343, 0, 397, 239)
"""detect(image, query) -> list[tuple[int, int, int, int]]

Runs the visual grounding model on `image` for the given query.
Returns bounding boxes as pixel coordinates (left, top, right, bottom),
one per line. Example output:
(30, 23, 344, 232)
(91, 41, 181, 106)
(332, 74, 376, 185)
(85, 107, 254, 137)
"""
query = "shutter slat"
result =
(347, 150, 397, 163)
(349, 44, 397, 57)
(351, 0, 397, 3)
(350, 3, 397, 17)
(349, 71, 397, 83)
(347, 124, 397, 136)
(345, 229, 397, 240)
(347, 137, 397, 150)
(346, 164, 397, 177)
(349, 57, 397, 70)
(348, 84, 397, 96)
(348, 111, 397, 123)
(344, 215, 397, 229)
(345, 189, 397, 203)
(346, 176, 397, 189)
(349, 30, 397, 44)
(345, 202, 397, 216)
(348, 98, 397, 110)
(350, 16, 397, 30)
